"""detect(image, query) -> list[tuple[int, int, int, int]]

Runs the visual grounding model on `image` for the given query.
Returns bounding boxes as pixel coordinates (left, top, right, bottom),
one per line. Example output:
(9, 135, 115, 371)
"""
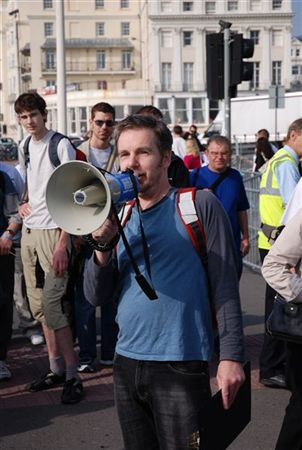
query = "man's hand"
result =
(0, 237, 13, 256)
(19, 202, 31, 219)
(52, 243, 69, 277)
(92, 214, 119, 266)
(216, 360, 245, 410)
(241, 237, 250, 257)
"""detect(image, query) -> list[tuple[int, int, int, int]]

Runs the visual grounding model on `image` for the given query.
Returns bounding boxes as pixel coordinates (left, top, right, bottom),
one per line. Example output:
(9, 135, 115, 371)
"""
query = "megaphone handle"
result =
(83, 232, 120, 252)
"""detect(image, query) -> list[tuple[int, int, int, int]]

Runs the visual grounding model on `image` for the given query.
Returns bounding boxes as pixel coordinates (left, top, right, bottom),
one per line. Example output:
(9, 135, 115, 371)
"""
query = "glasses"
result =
(94, 119, 115, 127)
(208, 151, 230, 159)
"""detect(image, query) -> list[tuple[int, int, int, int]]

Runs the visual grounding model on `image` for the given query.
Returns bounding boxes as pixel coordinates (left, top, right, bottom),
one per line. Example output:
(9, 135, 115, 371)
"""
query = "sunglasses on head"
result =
(94, 119, 115, 127)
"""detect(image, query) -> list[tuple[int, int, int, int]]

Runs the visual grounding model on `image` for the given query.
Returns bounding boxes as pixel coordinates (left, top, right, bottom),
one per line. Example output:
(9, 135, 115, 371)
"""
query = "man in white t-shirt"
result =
(15, 92, 83, 404)
(75, 103, 118, 373)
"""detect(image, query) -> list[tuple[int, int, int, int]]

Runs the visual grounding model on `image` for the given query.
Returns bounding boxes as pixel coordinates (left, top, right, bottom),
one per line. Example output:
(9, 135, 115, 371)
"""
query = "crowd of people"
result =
(1, 90, 302, 448)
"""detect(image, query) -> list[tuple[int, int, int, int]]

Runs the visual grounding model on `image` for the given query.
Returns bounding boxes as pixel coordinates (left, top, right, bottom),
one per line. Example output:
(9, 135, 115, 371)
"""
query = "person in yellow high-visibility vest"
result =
(258, 118, 302, 389)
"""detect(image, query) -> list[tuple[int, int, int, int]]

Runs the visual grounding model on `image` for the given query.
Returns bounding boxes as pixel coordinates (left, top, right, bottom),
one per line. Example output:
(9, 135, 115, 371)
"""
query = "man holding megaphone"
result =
(83, 115, 246, 449)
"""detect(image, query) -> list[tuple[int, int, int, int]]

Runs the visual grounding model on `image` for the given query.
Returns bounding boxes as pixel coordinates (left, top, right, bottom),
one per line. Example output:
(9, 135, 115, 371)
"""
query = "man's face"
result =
(18, 109, 47, 137)
(117, 128, 170, 197)
(90, 111, 115, 144)
(206, 141, 231, 173)
(290, 130, 302, 156)
(189, 126, 197, 135)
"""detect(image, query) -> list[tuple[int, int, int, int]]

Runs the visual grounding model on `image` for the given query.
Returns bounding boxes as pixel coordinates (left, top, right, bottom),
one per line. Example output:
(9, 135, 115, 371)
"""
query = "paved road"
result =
(0, 267, 290, 450)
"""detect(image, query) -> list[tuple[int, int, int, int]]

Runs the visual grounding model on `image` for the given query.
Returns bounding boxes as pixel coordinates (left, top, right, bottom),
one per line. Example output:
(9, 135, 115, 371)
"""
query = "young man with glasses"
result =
(14, 92, 83, 404)
(75, 102, 118, 373)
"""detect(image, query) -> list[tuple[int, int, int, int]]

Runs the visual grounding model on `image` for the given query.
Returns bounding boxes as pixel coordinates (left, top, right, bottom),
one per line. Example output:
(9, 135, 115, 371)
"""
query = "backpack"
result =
(122, 187, 208, 268)
(23, 132, 87, 168)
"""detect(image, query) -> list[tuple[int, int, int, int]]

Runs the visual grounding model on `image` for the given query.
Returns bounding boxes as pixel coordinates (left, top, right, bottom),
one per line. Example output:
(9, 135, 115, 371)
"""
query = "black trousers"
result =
(259, 248, 286, 379)
(276, 343, 302, 450)
(0, 253, 14, 360)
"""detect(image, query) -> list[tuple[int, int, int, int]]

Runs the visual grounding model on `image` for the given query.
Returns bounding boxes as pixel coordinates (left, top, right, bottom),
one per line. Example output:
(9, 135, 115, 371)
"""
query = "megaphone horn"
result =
(46, 161, 139, 236)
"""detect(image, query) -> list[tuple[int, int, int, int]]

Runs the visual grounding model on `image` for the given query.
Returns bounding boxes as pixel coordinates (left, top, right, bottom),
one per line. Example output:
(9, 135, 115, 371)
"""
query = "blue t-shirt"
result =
(115, 190, 213, 361)
(189, 166, 249, 251)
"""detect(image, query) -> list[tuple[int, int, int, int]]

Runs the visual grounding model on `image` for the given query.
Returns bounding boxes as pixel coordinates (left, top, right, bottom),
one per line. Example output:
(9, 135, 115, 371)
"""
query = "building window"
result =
(161, 31, 172, 48)
(121, 22, 130, 36)
(160, 1, 172, 12)
(250, 30, 260, 45)
(183, 1, 193, 11)
(250, 0, 261, 11)
(45, 51, 56, 70)
(192, 98, 205, 123)
(296, 49, 300, 57)
(44, 22, 54, 37)
(158, 98, 171, 123)
(292, 65, 299, 75)
(122, 51, 132, 69)
(95, 0, 104, 8)
(205, 2, 216, 14)
(79, 107, 88, 135)
(250, 62, 260, 89)
(175, 98, 188, 124)
(227, 1, 238, 11)
(272, 30, 283, 46)
(96, 22, 105, 36)
(97, 50, 106, 69)
(272, 0, 282, 9)
(120, 0, 129, 8)
(183, 63, 193, 91)
(272, 61, 282, 85)
(97, 80, 108, 90)
(46, 80, 56, 87)
(183, 31, 193, 46)
(162, 63, 172, 90)
(43, 0, 53, 9)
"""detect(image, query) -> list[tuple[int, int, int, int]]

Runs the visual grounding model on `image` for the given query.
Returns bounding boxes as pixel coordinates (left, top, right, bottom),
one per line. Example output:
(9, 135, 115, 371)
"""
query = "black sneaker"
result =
(27, 371, 65, 392)
(61, 378, 84, 404)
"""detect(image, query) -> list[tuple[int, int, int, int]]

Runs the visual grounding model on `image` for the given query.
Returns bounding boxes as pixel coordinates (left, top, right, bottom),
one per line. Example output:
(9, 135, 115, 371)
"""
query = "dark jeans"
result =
(276, 343, 302, 450)
(0, 254, 14, 360)
(74, 275, 118, 363)
(113, 353, 211, 450)
(259, 248, 286, 379)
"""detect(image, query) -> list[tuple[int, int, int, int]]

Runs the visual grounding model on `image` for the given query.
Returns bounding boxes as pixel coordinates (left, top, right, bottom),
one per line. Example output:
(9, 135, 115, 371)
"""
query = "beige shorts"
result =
(21, 226, 70, 330)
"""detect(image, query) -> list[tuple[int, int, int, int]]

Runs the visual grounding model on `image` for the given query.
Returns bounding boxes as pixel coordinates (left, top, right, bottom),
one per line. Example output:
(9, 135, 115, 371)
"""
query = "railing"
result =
(41, 61, 136, 72)
(232, 149, 262, 272)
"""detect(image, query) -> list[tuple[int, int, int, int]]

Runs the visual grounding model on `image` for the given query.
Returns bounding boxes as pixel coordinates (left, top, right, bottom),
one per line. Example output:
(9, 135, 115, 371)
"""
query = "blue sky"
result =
(292, 0, 302, 37)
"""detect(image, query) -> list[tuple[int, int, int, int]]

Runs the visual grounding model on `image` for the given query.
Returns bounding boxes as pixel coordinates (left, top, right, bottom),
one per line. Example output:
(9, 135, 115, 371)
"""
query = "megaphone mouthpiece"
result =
(73, 182, 107, 206)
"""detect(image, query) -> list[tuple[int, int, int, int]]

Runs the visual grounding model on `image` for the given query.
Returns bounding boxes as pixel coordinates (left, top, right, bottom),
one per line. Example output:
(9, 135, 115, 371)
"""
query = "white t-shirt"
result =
(172, 136, 186, 159)
(19, 130, 76, 229)
(89, 145, 118, 172)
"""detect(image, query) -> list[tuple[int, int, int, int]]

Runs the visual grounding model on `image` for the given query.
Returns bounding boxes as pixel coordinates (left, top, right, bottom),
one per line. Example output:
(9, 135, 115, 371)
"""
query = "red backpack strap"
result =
(176, 187, 207, 266)
(76, 148, 87, 162)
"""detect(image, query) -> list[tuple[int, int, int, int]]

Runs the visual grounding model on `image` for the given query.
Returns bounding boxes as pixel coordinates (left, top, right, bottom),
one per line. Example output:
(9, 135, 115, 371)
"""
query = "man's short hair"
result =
(173, 125, 183, 136)
(135, 105, 163, 120)
(14, 93, 47, 115)
(114, 114, 172, 156)
(207, 135, 232, 153)
(257, 129, 270, 139)
(286, 118, 302, 142)
(91, 102, 115, 120)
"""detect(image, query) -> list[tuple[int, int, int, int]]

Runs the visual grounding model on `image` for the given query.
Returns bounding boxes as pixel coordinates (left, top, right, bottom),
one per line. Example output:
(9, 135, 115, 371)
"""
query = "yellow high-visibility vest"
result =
(258, 148, 297, 250)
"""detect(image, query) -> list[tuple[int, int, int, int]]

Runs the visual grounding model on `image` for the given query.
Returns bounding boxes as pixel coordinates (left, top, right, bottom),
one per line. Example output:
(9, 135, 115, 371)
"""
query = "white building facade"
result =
(0, 0, 295, 140)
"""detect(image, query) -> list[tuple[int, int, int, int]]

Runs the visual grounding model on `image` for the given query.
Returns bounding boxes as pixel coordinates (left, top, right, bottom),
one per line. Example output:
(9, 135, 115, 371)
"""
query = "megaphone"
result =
(46, 161, 139, 235)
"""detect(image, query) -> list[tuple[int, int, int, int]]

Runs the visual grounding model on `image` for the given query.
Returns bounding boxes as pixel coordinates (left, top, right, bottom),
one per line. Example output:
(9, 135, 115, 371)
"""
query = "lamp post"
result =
(56, 0, 67, 134)
(9, 8, 23, 140)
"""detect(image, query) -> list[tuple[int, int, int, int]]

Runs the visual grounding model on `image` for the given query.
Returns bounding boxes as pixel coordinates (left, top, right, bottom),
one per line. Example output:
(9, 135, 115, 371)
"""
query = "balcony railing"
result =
(41, 61, 136, 73)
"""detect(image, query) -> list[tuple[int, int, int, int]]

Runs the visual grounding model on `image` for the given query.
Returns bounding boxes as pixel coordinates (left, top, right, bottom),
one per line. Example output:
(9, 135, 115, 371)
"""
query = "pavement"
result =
(0, 267, 290, 450)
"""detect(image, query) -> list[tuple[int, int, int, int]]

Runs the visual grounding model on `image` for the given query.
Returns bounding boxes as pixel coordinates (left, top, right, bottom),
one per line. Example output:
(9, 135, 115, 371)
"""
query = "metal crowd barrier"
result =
(241, 171, 262, 272)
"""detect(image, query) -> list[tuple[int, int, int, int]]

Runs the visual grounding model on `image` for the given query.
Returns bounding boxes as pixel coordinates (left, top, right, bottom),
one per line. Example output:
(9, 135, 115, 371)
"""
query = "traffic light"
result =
(206, 32, 255, 100)
(231, 34, 254, 86)
(206, 33, 224, 100)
